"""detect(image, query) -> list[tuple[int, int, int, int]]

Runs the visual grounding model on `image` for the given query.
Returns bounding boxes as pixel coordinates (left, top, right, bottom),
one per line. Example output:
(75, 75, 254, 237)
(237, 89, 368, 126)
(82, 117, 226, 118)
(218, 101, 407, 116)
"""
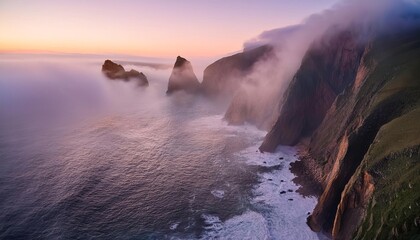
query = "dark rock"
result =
(279, 157, 284, 160)
(259, 29, 364, 152)
(280, 191, 286, 194)
(288, 189, 293, 192)
(102, 60, 148, 86)
(102, 60, 124, 77)
(281, 180, 285, 182)
(268, 178, 273, 181)
(288, 198, 294, 201)
(126, 70, 149, 86)
(167, 56, 200, 94)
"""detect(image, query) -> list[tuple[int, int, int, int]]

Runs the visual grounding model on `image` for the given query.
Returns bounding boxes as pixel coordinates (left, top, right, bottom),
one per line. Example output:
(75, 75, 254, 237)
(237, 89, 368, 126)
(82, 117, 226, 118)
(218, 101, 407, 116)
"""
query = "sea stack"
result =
(166, 56, 200, 94)
(102, 60, 149, 86)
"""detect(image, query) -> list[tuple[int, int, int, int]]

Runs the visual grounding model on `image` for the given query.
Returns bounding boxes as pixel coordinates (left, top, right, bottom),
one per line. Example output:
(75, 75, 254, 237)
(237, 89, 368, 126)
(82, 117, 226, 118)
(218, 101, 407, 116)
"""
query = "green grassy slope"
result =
(354, 109, 420, 239)
(308, 28, 420, 239)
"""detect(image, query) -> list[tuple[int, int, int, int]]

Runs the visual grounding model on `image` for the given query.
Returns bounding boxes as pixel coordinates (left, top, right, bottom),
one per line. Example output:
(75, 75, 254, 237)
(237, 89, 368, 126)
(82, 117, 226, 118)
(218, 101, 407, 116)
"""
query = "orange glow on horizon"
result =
(0, 0, 338, 58)
(0, 38, 245, 58)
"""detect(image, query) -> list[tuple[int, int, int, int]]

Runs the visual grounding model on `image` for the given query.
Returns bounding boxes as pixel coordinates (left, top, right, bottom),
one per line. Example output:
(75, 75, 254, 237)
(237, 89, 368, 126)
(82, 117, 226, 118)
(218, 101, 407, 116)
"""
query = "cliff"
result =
(201, 45, 272, 98)
(246, 22, 420, 238)
(307, 28, 420, 239)
(167, 56, 200, 94)
(102, 60, 149, 86)
(259, 29, 364, 152)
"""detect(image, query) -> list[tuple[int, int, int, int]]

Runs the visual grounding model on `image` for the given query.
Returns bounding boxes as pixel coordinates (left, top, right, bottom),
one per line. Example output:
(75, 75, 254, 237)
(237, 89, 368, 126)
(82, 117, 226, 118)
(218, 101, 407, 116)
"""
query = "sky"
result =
(0, 0, 340, 57)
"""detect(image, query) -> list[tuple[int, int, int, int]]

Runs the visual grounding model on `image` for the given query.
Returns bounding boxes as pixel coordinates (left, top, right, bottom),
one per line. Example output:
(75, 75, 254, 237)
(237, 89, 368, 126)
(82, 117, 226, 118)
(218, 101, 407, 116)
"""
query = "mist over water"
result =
(0, 54, 322, 239)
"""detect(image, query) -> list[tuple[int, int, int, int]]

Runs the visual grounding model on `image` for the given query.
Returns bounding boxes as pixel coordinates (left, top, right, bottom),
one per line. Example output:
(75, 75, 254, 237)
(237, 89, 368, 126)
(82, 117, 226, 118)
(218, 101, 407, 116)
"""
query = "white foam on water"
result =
(185, 116, 326, 239)
(170, 222, 180, 230)
(247, 148, 323, 240)
(187, 115, 267, 140)
(200, 211, 270, 240)
(210, 190, 225, 199)
(198, 121, 327, 240)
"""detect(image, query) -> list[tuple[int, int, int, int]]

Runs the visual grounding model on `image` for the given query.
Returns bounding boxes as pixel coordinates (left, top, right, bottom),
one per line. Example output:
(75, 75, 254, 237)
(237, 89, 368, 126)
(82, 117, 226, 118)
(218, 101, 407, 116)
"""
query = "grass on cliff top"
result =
(364, 108, 420, 168)
(349, 30, 420, 239)
(355, 109, 420, 239)
(367, 42, 420, 114)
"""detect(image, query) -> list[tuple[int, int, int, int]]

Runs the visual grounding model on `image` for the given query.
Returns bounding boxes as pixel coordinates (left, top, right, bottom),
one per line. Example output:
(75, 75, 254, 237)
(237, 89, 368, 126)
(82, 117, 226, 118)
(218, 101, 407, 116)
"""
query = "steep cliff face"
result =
(201, 45, 272, 98)
(167, 56, 200, 94)
(259, 30, 364, 152)
(306, 28, 420, 238)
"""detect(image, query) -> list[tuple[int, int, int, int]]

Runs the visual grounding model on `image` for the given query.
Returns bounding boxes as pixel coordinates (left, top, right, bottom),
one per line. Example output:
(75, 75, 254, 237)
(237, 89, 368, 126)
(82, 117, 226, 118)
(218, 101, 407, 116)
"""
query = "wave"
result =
(199, 132, 326, 239)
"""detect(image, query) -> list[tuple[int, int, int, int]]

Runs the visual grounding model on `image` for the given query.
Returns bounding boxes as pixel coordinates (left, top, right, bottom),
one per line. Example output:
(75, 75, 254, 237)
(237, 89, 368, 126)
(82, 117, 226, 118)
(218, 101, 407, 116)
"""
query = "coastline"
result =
(290, 141, 324, 198)
(289, 142, 332, 239)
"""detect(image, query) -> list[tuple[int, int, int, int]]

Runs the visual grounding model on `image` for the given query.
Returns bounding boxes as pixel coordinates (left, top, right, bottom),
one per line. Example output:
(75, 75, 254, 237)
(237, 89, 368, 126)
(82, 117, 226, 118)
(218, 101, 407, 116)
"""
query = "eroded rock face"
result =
(201, 45, 272, 98)
(102, 60, 148, 86)
(306, 28, 420, 239)
(166, 56, 200, 94)
(259, 30, 364, 152)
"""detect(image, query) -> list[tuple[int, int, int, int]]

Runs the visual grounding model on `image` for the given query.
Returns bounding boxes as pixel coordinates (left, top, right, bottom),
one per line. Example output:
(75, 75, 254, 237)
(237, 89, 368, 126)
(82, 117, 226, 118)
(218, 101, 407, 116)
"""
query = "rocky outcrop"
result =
(201, 45, 272, 98)
(102, 60, 148, 86)
(259, 30, 364, 152)
(102, 60, 125, 76)
(166, 56, 200, 94)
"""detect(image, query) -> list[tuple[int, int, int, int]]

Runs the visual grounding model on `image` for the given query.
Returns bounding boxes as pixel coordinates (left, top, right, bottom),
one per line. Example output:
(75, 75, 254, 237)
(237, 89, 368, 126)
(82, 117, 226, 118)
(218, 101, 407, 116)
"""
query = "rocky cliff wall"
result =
(307, 28, 420, 239)
(260, 29, 364, 152)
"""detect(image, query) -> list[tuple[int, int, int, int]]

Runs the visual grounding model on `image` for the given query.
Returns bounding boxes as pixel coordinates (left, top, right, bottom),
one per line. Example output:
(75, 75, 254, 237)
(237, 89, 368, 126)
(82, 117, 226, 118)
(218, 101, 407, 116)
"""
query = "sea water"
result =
(0, 54, 324, 239)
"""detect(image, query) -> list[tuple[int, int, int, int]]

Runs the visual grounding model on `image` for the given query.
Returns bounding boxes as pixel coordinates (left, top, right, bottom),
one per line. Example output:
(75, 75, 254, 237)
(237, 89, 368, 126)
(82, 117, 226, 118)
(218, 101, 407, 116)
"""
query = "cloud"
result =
(228, 0, 420, 128)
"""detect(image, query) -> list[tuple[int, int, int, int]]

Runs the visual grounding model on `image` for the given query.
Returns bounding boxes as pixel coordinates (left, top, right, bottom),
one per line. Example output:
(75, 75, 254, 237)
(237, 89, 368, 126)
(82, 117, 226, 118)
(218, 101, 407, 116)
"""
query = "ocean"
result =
(0, 54, 323, 239)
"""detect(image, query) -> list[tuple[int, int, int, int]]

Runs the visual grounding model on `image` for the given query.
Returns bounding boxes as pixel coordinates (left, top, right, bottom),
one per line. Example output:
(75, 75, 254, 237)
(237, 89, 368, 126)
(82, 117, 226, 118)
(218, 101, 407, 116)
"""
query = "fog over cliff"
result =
(229, 0, 420, 129)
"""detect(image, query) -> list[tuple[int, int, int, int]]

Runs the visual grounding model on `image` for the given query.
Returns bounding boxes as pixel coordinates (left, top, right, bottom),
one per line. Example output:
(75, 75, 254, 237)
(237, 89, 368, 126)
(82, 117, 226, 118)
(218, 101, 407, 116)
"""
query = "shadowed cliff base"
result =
(290, 145, 324, 198)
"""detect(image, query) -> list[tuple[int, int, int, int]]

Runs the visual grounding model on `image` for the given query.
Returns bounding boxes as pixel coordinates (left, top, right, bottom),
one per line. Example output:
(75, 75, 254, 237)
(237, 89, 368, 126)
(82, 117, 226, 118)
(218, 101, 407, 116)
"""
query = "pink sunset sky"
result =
(0, 0, 339, 57)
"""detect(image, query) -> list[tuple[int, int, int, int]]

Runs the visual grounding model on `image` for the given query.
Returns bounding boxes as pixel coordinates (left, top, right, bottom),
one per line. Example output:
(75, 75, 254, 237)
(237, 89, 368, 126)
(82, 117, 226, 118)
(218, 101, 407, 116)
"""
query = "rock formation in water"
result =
(201, 45, 272, 98)
(102, 60, 149, 86)
(254, 24, 420, 239)
(166, 56, 200, 94)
